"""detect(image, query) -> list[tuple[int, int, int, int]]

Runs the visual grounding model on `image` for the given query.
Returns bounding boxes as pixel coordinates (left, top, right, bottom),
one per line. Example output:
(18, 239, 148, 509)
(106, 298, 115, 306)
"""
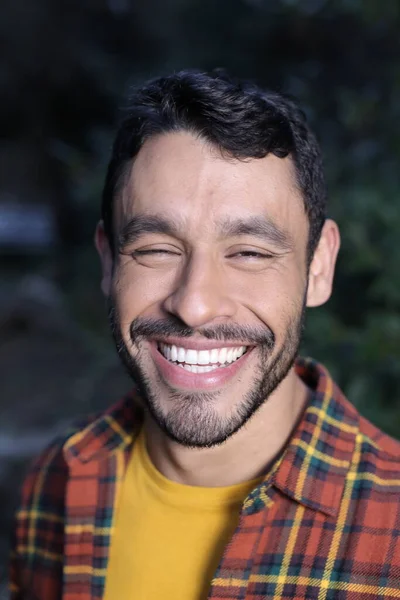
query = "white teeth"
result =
(170, 345, 178, 362)
(236, 346, 246, 359)
(159, 343, 247, 367)
(210, 349, 219, 364)
(185, 349, 198, 364)
(198, 350, 210, 365)
(218, 348, 227, 364)
(180, 364, 218, 373)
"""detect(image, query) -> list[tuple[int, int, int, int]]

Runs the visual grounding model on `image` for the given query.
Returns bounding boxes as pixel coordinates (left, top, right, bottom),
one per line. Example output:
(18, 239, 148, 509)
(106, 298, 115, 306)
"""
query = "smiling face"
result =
(96, 131, 335, 448)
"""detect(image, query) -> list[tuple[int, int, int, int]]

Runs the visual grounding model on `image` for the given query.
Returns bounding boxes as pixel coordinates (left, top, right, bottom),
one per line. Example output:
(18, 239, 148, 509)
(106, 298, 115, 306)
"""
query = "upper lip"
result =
(153, 337, 251, 350)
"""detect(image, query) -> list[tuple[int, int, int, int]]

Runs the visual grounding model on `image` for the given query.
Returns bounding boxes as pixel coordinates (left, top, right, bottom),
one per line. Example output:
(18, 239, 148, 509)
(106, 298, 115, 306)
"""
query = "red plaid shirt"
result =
(10, 358, 400, 599)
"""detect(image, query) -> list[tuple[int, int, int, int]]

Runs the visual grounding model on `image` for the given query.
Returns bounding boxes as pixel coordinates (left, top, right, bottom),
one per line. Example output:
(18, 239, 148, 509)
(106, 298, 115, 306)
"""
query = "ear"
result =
(94, 221, 113, 296)
(306, 219, 340, 308)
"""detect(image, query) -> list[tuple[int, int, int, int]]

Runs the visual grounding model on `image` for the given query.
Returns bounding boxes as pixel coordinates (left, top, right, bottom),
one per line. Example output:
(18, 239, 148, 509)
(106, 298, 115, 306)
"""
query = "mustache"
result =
(126, 316, 275, 348)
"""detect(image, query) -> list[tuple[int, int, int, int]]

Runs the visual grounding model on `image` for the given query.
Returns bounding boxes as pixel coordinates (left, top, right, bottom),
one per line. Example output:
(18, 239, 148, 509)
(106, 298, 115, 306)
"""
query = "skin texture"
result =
(96, 131, 340, 486)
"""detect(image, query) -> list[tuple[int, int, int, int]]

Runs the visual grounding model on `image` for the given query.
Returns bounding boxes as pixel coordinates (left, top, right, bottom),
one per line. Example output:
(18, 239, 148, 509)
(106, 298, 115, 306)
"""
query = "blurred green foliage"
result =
(1, 0, 400, 436)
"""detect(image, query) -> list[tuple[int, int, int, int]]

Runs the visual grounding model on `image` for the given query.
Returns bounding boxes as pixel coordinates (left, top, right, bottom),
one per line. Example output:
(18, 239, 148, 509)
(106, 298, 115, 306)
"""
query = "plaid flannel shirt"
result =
(10, 358, 400, 599)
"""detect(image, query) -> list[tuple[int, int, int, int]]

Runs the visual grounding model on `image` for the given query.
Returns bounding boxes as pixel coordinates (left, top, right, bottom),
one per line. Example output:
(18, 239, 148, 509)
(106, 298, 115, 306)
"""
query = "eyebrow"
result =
(118, 214, 293, 251)
(218, 216, 293, 250)
(118, 215, 180, 251)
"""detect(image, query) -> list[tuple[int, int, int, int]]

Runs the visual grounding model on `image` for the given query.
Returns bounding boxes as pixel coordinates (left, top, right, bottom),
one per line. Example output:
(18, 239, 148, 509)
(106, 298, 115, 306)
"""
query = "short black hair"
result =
(102, 69, 327, 261)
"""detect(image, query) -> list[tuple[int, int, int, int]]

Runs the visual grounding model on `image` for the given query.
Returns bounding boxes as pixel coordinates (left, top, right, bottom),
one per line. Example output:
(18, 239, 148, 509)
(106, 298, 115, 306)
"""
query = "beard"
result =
(108, 298, 306, 449)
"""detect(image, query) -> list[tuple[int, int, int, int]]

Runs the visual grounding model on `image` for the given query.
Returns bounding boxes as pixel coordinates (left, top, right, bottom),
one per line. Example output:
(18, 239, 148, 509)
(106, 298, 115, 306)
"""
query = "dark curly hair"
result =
(102, 69, 327, 261)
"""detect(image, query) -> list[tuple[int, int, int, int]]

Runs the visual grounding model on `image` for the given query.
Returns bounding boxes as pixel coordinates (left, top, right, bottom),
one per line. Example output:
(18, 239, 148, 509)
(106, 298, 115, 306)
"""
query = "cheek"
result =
(112, 261, 174, 321)
(236, 271, 305, 338)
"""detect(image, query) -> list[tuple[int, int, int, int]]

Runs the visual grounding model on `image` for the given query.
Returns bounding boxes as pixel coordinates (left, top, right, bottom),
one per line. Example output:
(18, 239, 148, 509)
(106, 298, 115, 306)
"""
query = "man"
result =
(10, 70, 400, 600)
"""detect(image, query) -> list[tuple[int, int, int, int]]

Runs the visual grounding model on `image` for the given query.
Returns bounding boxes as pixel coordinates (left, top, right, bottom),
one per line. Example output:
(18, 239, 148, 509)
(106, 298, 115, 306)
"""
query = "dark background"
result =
(1, 0, 400, 593)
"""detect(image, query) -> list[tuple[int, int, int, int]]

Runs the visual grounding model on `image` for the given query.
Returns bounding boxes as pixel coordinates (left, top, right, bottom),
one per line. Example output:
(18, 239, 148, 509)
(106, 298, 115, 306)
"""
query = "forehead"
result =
(118, 131, 307, 241)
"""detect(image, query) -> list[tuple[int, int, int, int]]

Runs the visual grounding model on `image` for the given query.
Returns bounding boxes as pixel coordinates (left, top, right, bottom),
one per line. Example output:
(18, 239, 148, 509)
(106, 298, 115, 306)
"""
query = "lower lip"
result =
(149, 343, 253, 391)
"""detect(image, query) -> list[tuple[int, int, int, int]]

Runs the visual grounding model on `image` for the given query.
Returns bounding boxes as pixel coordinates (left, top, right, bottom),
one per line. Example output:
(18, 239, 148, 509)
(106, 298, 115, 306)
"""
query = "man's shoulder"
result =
(10, 396, 138, 598)
(18, 414, 97, 513)
(302, 358, 400, 474)
(11, 419, 90, 583)
(19, 393, 140, 506)
(358, 413, 400, 456)
(355, 412, 400, 486)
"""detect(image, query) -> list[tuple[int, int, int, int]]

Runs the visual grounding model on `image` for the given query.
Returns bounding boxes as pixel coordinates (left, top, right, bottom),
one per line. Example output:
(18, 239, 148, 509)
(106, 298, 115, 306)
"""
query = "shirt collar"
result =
(63, 390, 143, 464)
(63, 357, 359, 518)
(269, 357, 359, 517)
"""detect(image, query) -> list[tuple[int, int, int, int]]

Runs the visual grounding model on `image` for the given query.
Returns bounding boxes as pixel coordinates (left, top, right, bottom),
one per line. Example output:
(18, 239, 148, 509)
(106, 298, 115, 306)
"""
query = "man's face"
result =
(102, 132, 311, 448)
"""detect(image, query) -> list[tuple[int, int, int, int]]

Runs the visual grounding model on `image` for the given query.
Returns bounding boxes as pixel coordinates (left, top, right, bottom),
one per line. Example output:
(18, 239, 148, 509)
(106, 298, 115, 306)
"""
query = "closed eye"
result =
(132, 248, 181, 256)
(130, 246, 182, 267)
(228, 250, 275, 259)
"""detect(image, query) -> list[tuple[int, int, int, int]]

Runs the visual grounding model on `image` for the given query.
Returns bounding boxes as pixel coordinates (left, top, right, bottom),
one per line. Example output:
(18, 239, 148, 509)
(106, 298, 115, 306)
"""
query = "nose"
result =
(162, 253, 236, 329)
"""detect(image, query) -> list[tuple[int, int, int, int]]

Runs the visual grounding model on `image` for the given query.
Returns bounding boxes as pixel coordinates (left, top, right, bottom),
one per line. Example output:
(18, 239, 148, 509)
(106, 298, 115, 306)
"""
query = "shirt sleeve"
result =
(9, 438, 69, 600)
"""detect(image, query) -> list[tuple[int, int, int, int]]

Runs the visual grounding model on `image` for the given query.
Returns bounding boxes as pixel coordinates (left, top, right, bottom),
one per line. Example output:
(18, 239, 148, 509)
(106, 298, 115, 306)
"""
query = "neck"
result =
(143, 367, 310, 487)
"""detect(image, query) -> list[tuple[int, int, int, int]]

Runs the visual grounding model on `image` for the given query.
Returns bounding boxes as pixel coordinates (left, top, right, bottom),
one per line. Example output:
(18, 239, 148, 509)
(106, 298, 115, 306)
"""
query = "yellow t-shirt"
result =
(104, 430, 263, 600)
